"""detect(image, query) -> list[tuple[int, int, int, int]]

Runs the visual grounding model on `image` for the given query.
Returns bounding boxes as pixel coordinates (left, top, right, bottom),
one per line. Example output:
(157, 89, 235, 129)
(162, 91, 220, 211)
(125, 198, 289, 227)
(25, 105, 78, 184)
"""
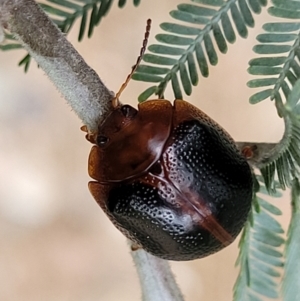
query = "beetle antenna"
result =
(112, 19, 151, 108)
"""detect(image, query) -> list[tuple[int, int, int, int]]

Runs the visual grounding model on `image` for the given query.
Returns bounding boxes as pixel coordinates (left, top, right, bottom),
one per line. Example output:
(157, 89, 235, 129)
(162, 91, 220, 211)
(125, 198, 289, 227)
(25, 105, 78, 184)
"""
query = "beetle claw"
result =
(130, 242, 142, 252)
(81, 126, 97, 144)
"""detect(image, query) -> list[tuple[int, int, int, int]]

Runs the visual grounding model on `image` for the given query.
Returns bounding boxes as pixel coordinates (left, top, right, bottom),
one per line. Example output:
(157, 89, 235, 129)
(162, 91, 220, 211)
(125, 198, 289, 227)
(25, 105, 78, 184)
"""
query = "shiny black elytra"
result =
(87, 99, 253, 261)
(85, 20, 253, 261)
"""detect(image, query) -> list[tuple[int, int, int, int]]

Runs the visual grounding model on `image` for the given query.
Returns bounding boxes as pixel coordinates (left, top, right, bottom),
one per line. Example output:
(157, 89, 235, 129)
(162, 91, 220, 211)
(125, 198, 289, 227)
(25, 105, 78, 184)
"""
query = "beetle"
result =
(85, 20, 253, 261)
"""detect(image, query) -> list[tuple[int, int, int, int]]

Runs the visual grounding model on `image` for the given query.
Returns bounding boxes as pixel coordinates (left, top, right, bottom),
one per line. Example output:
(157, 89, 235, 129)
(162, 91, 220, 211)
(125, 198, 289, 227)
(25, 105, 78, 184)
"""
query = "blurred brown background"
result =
(0, 1, 290, 301)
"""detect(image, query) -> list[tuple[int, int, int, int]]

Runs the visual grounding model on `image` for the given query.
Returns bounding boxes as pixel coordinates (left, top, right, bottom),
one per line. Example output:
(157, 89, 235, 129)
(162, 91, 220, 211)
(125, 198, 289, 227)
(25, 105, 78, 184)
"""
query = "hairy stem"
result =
(0, 1, 185, 300)
(0, 0, 114, 131)
(130, 242, 185, 301)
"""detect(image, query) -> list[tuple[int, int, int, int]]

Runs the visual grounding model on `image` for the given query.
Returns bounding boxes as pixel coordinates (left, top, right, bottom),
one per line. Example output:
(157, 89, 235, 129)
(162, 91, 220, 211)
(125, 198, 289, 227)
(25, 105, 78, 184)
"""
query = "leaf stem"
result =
(236, 141, 278, 168)
(155, 0, 241, 98)
(236, 115, 295, 170)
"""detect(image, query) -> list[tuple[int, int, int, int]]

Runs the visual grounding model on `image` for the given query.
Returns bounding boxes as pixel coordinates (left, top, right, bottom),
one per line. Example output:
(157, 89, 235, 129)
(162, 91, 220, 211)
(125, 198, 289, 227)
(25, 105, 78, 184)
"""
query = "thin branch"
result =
(0, 1, 185, 300)
(130, 242, 185, 301)
(236, 142, 277, 168)
(236, 116, 292, 170)
(0, 0, 114, 131)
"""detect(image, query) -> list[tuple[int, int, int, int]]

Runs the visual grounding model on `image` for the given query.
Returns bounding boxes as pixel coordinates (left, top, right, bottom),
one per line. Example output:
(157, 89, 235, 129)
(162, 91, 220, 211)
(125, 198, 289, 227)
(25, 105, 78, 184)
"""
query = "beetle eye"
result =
(97, 135, 109, 146)
(120, 105, 137, 118)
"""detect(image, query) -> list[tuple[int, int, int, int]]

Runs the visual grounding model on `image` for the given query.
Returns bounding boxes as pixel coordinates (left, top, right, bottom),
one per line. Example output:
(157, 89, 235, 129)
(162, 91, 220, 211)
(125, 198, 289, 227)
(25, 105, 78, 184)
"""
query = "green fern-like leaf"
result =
(282, 178, 300, 301)
(246, 1, 300, 192)
(0, 33, 21, 50)
(258, 114, 300, 192)
(233, 176, 284, 301)
(40, 0, 116, 41)
(133, 0, 267, 102)
(0, 0, 141, 72)
(247, 1, 300, 107)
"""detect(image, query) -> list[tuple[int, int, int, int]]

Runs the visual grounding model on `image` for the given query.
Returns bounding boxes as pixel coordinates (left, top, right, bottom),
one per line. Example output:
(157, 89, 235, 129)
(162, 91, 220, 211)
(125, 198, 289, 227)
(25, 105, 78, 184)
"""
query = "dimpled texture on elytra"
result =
(105, 119, 253, 261)
(166, 120, 253, 238)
